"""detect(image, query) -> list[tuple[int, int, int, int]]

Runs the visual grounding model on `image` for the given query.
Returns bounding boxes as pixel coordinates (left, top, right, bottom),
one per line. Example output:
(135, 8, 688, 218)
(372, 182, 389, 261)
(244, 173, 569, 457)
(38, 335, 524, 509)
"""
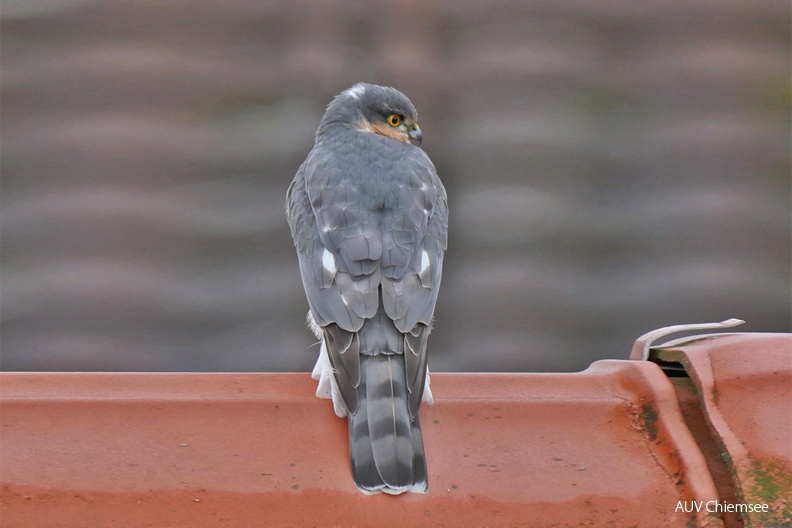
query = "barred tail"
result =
(348, 354, 427, 495)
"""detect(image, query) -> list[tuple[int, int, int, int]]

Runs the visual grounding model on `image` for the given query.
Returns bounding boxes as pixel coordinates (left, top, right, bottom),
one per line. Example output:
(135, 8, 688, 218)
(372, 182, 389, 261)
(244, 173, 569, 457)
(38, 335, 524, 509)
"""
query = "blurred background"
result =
(1, 0, 789, 373)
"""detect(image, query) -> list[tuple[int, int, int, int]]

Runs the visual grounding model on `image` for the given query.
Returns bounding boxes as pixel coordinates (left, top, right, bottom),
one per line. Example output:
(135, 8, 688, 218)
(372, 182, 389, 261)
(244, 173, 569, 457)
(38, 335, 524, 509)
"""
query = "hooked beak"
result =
(408, 124, 422, 146)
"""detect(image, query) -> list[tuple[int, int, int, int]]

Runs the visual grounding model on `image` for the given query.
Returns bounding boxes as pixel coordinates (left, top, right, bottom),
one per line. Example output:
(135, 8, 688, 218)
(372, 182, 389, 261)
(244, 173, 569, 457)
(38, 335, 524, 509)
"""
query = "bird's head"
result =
(319, 83, 423, 146)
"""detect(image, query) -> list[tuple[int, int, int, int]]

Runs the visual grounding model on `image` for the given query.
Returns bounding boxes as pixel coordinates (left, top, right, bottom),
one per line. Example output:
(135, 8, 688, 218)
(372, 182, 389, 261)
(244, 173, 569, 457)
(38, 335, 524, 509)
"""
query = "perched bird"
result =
(286, 83, 448, 495)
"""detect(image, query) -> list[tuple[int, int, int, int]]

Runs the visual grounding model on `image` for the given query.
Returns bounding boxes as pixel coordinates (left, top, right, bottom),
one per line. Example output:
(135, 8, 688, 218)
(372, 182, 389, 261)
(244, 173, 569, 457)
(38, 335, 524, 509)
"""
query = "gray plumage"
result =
(286, 83, 448, 495)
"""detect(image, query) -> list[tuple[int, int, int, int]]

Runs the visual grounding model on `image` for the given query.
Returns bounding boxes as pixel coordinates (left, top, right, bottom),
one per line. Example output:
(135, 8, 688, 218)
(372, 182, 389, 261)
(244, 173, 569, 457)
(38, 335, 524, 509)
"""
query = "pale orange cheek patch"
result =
(370, 122, 410, 144)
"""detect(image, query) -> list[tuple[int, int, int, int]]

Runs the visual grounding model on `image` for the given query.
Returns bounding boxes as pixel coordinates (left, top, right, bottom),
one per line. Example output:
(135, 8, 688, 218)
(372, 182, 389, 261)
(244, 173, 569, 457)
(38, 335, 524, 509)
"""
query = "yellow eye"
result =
(387, 114, 401, 127)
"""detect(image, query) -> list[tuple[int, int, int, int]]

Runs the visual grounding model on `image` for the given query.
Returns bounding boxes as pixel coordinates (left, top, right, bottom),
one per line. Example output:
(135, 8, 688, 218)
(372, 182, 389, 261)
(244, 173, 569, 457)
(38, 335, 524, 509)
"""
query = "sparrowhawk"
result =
(286, 83, 448, 495)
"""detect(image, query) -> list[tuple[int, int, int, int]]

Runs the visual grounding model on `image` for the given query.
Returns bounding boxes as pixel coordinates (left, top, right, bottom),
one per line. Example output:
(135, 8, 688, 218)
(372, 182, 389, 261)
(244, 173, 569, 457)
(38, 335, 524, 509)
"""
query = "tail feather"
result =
(410, 416, 428, 493)
(366, 355, 413, 487)
(348, 400, 381, 491)
(348, 354, 427, 494)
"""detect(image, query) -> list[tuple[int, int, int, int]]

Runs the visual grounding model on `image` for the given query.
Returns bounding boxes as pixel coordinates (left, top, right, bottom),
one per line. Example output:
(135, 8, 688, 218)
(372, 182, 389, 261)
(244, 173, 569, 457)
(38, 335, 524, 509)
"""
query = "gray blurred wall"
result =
(1, 0, 790, 373)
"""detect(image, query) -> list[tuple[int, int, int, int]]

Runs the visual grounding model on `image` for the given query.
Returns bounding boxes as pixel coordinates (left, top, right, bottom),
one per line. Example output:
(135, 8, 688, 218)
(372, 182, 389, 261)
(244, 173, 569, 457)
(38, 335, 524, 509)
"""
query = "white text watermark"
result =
(675, 501, 769, 513)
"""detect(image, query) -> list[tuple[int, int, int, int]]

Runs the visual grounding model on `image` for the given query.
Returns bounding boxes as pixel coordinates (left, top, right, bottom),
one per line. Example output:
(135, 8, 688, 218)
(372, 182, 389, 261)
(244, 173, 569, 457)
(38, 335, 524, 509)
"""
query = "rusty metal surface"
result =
(1, 364, 723, 527)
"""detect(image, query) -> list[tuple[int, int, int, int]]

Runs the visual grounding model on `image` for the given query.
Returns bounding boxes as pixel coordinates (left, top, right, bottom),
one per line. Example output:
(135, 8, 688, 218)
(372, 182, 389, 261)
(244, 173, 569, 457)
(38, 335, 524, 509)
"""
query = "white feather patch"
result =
(322, 248, 337, 274)
(419, 250, 430, 274)
(422, 369, 434, 405)
(311, 338, 348, 418)
(343, 83, 366, 100)
(305, 311, 322, 339)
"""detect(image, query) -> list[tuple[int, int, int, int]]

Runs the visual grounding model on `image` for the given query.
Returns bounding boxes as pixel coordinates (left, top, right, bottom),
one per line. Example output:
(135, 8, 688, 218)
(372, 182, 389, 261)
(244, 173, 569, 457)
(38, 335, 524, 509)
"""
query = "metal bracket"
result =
(630, 318, 745, 361)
